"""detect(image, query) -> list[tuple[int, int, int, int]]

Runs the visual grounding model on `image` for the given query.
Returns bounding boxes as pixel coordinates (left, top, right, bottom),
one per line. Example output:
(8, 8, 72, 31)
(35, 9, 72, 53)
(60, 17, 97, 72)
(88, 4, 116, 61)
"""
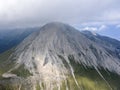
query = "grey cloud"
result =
(0, 0, 120, 28)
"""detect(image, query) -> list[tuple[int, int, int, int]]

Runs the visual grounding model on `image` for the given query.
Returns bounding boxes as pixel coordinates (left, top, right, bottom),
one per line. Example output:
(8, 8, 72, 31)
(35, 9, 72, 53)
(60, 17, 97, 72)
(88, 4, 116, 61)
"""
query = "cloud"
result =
(116, 25, 120, 29)
(79, 25, 107, 31)
(99, 25, 107, 31)
(101, 10, 120, 21)
(0, 0, 120, 28)
(80, 27, 98, 31)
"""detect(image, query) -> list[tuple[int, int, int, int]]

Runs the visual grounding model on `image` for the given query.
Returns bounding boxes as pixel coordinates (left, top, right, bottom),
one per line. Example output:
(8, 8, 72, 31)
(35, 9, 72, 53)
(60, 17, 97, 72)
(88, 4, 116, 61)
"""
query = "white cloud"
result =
(78, 24, 108, 32)
(79, 25, 107, 31)
(101, 10, 120, 21)
(99, 25, 107, 31)
(116, 25, 120, 29)
(80, 26, 98, 31)
(0, 0, 120, 28)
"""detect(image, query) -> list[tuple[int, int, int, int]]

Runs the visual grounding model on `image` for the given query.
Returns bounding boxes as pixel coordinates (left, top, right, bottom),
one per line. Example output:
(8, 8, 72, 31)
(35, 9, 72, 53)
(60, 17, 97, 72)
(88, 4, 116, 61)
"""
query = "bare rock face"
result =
(2, 22, 120, 90)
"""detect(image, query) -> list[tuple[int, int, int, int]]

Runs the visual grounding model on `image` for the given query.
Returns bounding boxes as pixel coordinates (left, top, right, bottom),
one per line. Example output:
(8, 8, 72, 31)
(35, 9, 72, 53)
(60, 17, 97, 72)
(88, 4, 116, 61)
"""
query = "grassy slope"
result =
(0, 48, 15, 77)
(0, 49, 19, 90)
(0, 49, 33, 90)
(11, 64, 32, 78)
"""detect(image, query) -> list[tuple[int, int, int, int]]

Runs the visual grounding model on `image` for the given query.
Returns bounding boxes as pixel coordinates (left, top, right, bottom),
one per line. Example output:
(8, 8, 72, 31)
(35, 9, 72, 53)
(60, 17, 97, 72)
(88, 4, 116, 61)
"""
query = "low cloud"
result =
(116, 25, 120, 29)
(99, 25, 107, 31)
(80, 27, 98, 31)
(79, 25, 107, 32)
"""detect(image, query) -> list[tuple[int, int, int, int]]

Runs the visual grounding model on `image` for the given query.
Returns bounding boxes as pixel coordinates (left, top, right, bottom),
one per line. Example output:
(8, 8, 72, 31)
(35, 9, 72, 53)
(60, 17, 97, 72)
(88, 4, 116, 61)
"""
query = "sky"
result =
(0, 0, 120, 40)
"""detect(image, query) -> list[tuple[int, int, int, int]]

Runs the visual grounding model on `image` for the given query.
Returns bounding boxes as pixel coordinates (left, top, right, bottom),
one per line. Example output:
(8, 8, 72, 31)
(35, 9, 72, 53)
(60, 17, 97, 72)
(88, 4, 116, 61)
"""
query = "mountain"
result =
(0, 22, 120, 90)
(0, 27, 39, 53)
(81, 30, 120, 59)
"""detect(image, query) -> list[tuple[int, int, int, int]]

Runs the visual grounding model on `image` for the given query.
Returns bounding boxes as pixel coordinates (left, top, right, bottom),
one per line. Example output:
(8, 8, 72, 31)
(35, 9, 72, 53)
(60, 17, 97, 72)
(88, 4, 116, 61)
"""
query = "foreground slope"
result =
(0, 22, 120, 90)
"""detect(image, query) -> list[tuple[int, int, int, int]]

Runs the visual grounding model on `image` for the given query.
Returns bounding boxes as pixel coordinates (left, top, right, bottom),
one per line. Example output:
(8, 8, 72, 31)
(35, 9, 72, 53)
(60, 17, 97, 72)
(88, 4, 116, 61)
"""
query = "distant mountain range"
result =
(79, 24, 120, 41)
(0, 22, 120, 90)
(81, 30, 120, 59)
(0, 27, 39, 53)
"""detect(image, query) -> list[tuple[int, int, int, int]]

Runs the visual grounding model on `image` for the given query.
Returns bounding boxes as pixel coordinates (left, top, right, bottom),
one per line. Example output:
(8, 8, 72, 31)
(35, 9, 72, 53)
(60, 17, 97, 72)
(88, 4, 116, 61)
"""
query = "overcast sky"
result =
(0, 0, 120, 39)
(0, 0, 120, 27)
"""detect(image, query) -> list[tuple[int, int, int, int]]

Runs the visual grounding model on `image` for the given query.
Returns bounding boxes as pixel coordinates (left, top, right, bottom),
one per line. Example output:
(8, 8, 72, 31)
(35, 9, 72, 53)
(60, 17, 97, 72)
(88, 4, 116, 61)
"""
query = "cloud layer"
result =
(0, 0, 120, 28)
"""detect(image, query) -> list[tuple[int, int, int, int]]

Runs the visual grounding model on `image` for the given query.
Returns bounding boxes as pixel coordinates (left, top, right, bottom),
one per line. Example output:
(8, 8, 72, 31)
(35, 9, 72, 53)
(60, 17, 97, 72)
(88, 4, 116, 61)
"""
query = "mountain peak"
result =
(42, 22, 67, 29)
(44, 22, 66, 26)
(40, 22, 74, 33)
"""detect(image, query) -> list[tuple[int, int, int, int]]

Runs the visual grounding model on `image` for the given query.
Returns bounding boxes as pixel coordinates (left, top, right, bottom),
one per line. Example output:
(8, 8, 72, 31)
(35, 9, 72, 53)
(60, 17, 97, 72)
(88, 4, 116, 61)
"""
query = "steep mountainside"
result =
(0, 22, 120, 90)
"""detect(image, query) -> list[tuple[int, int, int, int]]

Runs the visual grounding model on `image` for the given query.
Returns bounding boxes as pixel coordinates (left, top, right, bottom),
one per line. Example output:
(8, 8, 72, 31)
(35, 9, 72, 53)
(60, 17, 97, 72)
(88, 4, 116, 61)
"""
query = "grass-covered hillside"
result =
(0, 49, 15, 77)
